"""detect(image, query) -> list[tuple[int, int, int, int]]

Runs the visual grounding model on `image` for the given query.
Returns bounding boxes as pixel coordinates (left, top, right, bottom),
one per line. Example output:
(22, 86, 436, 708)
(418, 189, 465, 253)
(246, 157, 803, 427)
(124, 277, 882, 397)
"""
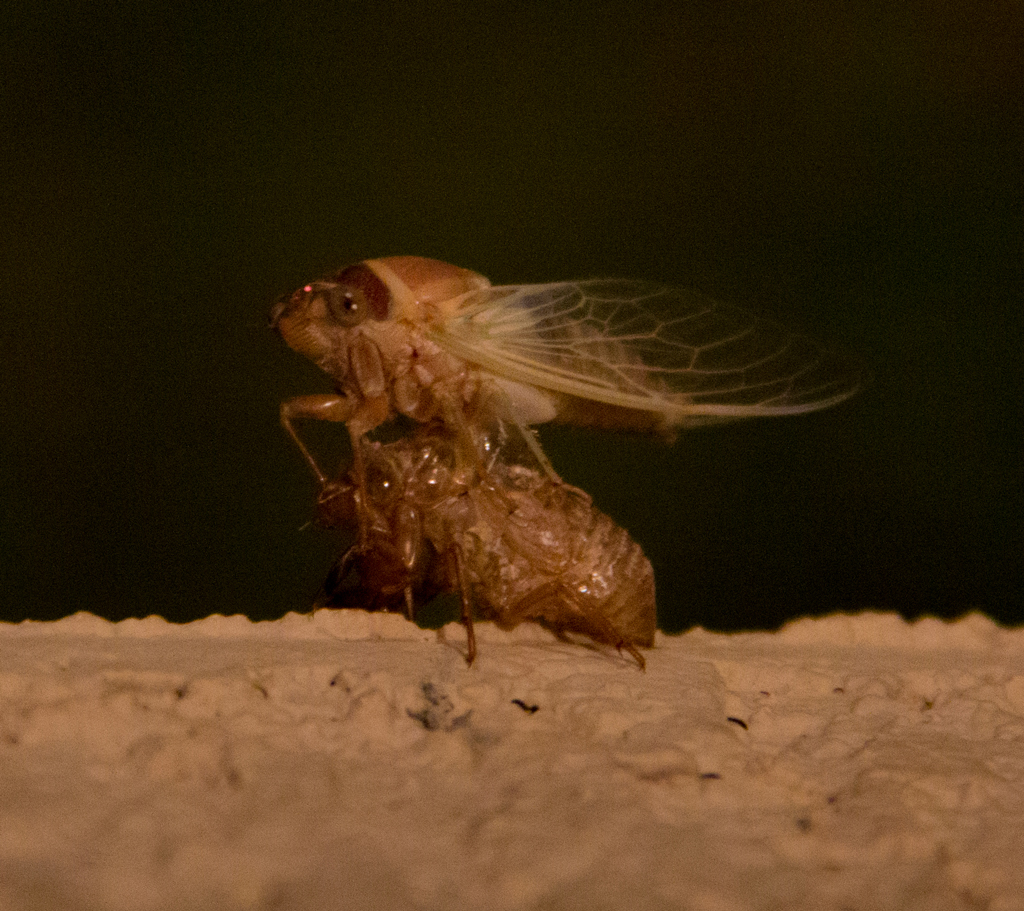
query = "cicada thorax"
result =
(362, 257, 491, 322)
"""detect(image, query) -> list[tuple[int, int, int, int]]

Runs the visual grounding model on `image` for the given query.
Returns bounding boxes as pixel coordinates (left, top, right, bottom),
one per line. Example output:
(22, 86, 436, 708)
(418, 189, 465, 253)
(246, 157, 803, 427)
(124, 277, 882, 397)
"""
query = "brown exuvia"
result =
(314, 422, 656, 668)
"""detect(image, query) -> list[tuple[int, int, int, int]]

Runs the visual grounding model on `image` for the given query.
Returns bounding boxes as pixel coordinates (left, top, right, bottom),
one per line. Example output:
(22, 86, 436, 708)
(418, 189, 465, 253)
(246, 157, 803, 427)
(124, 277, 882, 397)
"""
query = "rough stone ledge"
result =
(0, 610, 1020, 911)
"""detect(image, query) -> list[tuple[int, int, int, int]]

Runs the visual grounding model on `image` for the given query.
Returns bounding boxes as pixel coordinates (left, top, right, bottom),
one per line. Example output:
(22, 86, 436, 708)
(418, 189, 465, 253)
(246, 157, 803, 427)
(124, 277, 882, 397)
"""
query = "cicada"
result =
(313, 420, 656, 668)
(271, 256, 862, 663)
(272, 257, 861, 474)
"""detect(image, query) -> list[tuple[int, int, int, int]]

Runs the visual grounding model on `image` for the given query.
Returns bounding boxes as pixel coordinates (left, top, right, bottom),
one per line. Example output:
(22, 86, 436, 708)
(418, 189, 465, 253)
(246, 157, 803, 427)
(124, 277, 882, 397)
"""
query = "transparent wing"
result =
(431, 280, 865, 427)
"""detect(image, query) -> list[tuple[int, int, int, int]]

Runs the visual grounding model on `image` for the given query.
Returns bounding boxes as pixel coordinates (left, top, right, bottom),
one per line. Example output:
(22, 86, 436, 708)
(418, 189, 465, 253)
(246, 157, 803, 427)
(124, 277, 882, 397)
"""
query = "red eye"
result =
(330, 262, 392, 321)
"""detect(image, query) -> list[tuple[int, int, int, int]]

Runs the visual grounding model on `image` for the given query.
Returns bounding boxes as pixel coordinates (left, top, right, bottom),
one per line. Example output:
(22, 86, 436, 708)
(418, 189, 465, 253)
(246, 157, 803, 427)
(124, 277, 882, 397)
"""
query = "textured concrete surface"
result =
(0, 610, 1021, 910)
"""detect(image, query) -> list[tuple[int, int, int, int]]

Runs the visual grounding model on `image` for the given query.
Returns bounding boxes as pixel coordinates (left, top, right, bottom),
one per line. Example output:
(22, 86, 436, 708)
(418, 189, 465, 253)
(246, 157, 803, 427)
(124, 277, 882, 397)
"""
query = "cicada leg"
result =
(280, 394, 356, 485)
(449, 544, 476, 666)
(345, 425, 373, 546)
(279, 393, 385, 547)
(513, 417, 562, 483)
(313, 541, 360, 611)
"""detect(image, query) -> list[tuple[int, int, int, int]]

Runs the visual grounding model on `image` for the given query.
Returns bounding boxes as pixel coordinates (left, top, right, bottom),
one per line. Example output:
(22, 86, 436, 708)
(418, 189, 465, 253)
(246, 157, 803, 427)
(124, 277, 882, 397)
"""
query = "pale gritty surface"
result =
(1, 612, 1022, 910)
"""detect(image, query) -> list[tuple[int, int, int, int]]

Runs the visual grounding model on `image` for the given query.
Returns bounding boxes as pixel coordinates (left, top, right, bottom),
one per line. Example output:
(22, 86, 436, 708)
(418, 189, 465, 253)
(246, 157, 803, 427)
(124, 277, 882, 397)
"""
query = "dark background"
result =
(3, 1, 1021, 631)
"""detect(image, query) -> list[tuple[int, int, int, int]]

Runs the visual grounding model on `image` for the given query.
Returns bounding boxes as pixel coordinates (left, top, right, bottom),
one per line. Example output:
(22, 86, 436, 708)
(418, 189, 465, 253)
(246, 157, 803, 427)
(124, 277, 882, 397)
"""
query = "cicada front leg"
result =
(280, 393, 388, 546)
(280, 394, 355, 484)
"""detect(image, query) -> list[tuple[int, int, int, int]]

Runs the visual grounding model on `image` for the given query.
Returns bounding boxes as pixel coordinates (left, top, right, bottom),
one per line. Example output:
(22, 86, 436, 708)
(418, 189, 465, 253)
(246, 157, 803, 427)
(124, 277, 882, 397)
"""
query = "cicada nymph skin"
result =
(313, 423, 656, 669)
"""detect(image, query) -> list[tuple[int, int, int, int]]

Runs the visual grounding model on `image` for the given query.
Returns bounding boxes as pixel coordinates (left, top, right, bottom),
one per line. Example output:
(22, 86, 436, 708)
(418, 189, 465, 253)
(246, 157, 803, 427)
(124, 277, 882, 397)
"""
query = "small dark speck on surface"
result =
(512, 699, 539, 714)
(407, 682, 471, 731)
(328, 673, 351, 692)
(727, 716, 748, 730)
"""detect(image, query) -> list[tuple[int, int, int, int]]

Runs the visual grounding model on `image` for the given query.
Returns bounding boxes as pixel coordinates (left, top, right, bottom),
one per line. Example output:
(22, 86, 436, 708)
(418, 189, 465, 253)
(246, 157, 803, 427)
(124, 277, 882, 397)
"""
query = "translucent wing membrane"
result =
(433, 281, 864, 426)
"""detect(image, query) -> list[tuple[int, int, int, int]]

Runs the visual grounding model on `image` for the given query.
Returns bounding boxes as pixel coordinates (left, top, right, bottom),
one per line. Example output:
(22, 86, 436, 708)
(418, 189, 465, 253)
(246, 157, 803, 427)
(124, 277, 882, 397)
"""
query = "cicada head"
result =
(269, 261, 396, 370)
(270, 257, 490, 372)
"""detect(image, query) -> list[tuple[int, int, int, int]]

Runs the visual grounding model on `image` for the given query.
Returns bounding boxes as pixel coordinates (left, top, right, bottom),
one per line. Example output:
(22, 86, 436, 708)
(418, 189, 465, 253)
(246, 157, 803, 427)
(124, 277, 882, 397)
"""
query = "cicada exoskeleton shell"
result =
(314, 422, 655, 668)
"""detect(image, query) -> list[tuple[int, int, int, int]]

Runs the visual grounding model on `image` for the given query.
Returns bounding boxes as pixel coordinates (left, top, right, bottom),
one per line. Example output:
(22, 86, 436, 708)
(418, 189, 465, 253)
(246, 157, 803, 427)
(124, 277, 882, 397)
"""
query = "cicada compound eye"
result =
(317, 262, 393, 327)
(306, 281, 366, 328)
